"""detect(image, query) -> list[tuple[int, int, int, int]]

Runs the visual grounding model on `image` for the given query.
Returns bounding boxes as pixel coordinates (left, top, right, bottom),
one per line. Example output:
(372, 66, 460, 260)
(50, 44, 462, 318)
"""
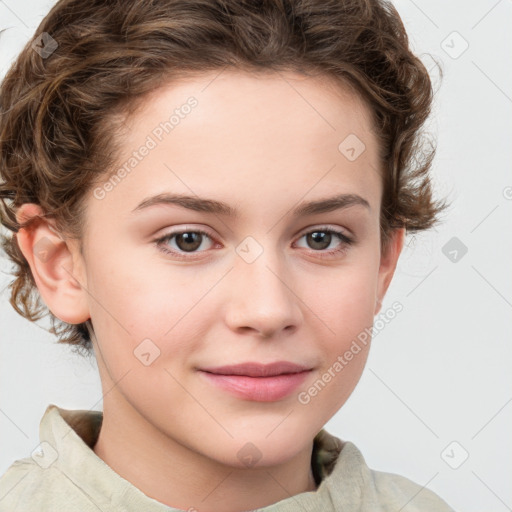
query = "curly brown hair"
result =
(0, 0, 449, 357)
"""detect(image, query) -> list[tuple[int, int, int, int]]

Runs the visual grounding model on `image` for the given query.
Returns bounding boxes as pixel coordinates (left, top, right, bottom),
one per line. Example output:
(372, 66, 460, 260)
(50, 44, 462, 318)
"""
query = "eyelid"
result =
(296, 224, 352, 239)
(154, 223, 355, 259)
(157, 224, 352, 243)
(156, 224, 216, 239)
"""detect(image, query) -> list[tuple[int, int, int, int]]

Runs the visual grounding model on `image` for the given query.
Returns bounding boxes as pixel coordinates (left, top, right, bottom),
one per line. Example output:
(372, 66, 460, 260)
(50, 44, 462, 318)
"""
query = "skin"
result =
(16, 69, 404, 512)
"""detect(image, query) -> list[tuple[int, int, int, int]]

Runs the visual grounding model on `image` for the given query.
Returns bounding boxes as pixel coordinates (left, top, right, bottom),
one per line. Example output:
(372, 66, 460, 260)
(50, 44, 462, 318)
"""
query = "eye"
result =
(154, 225, 354, 260)
(154, 228, 216, 259)
(294, 226, 354, 258)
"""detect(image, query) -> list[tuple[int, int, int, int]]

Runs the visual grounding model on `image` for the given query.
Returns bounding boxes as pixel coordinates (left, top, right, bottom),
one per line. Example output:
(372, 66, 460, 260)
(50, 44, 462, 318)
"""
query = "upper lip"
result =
(199, 361, 312, 377)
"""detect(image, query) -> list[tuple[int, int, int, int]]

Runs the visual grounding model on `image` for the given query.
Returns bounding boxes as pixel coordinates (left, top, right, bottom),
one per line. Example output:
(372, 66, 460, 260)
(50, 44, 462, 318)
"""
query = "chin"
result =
(216, 423, 313, 469)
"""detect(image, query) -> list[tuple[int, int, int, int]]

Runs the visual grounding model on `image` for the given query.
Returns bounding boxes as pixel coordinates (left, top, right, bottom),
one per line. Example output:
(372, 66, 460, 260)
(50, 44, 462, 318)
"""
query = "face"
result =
(18, 70, 404, 468)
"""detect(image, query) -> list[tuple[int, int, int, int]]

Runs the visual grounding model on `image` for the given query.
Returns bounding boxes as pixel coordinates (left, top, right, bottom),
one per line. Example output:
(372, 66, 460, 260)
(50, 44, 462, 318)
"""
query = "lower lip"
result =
(199, 370, 311, 402)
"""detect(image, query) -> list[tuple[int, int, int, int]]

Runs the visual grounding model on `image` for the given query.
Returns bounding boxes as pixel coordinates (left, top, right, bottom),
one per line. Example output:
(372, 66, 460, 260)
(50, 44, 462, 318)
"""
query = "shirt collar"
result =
(40, 403, 366, 511)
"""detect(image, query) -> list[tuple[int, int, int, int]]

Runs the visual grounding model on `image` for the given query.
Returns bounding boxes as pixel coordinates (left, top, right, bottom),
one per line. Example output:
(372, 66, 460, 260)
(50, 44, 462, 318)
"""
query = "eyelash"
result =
(154, 226, 354, 260)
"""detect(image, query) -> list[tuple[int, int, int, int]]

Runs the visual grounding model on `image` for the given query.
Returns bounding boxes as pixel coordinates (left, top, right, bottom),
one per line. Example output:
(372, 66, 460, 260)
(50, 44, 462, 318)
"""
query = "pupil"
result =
(309, 231, 331, 250)
(177, 232, 201, 252)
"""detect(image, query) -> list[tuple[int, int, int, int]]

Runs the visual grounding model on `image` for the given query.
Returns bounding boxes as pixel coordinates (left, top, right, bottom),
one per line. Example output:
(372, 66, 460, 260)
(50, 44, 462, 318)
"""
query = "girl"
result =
(0, 0, 453, 510)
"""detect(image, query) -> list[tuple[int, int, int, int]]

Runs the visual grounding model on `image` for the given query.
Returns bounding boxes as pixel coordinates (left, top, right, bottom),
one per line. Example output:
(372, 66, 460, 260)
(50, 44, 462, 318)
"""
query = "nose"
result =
(224, 249, 303, 339)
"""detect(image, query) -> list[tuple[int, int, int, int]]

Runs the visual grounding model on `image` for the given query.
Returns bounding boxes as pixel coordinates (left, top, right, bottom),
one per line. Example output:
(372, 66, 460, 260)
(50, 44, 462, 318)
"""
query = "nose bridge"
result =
(226, 233, 301, 335)
(235, 230, 290, 288)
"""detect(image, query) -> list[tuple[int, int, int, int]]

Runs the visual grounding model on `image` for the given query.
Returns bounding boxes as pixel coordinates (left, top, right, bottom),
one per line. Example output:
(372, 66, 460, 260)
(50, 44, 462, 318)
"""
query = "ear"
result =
(15, 203, 90, 324)
(374, 227, 405, 316)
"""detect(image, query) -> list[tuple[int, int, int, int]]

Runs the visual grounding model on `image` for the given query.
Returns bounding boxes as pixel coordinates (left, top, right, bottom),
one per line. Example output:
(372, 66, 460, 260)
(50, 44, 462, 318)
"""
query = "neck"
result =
(93, 395, 318, 512)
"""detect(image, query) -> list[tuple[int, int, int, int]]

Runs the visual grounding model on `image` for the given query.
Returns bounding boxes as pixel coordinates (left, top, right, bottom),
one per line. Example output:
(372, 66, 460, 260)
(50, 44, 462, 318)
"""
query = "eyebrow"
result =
(130, 192, 370, 218)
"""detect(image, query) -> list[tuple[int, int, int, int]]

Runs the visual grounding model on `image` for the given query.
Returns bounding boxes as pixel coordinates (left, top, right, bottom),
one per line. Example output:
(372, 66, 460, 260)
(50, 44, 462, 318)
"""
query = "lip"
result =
(200, 361, 311, 377)
(198, 361, 313, 402)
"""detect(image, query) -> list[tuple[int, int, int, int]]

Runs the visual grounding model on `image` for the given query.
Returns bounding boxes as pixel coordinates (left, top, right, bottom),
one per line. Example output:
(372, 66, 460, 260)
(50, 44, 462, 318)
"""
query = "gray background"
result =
(1, 1, 511, 510)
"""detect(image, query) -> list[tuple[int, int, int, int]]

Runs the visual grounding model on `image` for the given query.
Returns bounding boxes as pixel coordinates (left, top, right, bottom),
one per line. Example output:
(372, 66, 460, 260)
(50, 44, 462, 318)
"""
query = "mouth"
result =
(197, 361, 313, 402)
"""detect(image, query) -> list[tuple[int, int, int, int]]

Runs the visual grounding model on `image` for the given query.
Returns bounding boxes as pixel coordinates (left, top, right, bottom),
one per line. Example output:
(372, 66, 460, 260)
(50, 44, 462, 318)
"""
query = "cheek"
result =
(87, 246, 182, 333)
(304, 259, 377, 394)
(305, 258, 378, 337)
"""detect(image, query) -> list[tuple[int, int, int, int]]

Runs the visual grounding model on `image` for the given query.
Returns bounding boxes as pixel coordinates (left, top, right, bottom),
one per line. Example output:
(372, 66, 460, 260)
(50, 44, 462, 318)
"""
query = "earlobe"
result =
(374, 227, 405, 316)
(15, 203, 90, 325)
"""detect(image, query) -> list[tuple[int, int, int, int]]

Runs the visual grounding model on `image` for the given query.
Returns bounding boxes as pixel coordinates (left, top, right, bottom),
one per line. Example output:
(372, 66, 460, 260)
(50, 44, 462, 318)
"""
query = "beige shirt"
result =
(0, 404, 454, 511)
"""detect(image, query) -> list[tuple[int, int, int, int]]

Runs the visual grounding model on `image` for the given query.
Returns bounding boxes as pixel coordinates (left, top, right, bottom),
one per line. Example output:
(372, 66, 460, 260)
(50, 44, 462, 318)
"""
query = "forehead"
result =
(87, 69, 382, 227)
(118, 68, 377, 156)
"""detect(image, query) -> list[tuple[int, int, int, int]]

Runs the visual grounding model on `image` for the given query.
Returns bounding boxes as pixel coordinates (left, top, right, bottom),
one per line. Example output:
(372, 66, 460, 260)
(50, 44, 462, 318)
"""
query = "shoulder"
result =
(0, 457, 101, 512)
(368, 466, 455, 511)
(316, 432, 455, 512)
